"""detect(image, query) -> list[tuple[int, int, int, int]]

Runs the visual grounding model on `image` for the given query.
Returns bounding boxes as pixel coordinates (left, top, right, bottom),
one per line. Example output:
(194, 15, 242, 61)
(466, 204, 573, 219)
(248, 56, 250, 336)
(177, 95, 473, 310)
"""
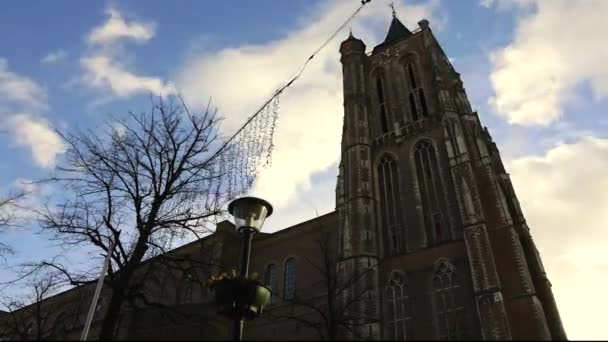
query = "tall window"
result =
(386, 272, 412, 340)
(377, 155, 403, 255)
(179, 270, 196, 304)
(414, 141, 448, 245)
(405, 62, 428, 121)
(284, 258, 296, 300)
(433, 260, 463, 340)
(376, 75, 389, 133)
(265, 264, 278, 304)
(445, 119, 467, 159)
(446, 120, 461, 156)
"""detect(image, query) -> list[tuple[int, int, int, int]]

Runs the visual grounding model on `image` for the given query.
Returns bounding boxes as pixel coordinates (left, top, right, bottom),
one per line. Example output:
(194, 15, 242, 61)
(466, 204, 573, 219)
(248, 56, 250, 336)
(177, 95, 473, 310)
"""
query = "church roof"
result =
(383, 16, 413, 45)
(373, 16, 414, 53)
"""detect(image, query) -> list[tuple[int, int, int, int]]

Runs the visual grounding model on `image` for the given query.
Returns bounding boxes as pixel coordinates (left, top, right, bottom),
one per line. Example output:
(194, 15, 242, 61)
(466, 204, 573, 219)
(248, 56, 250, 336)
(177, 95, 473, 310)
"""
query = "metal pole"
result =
(233, 228, 254, 341)
(81, 238, 115, 341)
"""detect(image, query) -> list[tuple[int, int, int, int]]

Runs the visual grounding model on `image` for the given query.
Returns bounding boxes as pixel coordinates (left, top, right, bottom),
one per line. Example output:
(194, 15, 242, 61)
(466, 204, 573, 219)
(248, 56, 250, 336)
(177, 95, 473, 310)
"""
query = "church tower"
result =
(336, 14, 566, 340)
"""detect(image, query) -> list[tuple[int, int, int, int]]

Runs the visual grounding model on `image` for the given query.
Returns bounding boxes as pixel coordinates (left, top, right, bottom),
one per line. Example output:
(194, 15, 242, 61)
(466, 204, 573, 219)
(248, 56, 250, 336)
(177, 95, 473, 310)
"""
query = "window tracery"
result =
(376, 74, 390, 133)
(385, 272, 412, 340)
(377, 155, 404, 255)
(404, 61, 428, 121)
(265, 264, 278, 304)
(414, 141, 449, 244)
(179, 270, 196, 304)
(284, 258, 296, 300)
(433, 259, 463, 340)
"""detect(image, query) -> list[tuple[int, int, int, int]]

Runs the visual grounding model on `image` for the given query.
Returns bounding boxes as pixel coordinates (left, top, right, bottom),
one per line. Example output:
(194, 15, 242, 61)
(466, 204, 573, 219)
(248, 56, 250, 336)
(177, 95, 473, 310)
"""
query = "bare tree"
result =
(268, 231, 380, 340)
(0, 191, 25, 261)
(0, 273, 62, 340)
(21, 97, 244, 340)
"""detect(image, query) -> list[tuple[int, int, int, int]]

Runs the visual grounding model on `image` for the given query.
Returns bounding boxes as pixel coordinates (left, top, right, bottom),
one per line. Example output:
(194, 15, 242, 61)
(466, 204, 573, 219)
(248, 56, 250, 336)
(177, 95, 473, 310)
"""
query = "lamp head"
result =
(228, 197, 273, 233)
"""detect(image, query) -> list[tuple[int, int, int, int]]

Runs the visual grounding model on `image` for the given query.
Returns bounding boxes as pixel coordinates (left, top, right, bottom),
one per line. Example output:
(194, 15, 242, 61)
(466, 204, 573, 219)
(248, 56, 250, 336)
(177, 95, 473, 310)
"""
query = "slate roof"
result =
(384, 16, 413, 45)
(373, 16, 414, 53)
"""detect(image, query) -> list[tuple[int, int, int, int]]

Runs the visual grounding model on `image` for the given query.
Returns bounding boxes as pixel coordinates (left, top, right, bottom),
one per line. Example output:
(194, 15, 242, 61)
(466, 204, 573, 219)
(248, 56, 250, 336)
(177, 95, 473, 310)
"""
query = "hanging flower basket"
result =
(208, 273, 271, 321)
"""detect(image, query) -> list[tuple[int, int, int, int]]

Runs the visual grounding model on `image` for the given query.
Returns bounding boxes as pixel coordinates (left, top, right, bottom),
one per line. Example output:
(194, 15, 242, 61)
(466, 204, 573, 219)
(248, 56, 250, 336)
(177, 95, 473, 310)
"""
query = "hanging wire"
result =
(204, 0, 374, 199)
(211, 0, 374, 160)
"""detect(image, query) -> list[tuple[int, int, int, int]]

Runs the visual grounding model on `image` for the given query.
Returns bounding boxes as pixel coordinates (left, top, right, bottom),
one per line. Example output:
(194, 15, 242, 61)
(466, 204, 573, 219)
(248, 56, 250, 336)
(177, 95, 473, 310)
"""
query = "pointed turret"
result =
(373, 15, 414, 53)
(383, 16, 413, 45)
(340, 30, 366, 56)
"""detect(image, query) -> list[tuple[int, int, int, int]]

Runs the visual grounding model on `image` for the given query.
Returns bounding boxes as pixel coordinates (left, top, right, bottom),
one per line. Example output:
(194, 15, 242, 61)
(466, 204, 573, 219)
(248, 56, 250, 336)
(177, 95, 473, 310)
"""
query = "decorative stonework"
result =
(460, 177, 477, 221)
(439, 89, 456, 113)
(450, 163, 484, 226)
(463, 224, 500, 292)
(475, 292, 512, 340)
(433, 258, 455, 275)
(455, 92, 472, 114)
(508, 227, 535, 294)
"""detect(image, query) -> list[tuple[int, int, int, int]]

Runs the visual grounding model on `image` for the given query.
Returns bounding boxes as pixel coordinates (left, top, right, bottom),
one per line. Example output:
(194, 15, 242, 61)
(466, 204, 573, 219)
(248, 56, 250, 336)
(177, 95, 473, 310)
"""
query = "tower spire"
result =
(376, 9, 412, 49)
(389, 2, 396, 18)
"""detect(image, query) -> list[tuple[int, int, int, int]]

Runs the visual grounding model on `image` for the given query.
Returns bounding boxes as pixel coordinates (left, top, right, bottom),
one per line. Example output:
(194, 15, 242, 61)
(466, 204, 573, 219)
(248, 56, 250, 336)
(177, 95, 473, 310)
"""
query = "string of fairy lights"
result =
(151, 0, 376, 251)
(215, 0, 374, 200)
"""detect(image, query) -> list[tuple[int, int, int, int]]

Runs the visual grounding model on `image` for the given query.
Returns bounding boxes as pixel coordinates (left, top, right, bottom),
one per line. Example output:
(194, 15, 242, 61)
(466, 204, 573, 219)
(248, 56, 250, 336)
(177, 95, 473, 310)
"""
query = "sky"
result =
(1, 0, 607, 339)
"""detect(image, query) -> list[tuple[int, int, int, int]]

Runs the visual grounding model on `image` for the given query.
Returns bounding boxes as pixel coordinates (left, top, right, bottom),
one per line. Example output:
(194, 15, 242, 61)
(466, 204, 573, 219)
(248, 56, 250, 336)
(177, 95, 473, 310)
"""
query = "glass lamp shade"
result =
(228, 197, 273, 233)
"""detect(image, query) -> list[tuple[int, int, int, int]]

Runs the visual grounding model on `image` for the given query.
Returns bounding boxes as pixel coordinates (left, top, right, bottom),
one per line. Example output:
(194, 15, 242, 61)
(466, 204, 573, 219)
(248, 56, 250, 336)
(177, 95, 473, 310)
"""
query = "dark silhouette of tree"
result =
(10, 97, 245, 340)
(0, 273, 63, 340)
(267, 231, 380, 340)
(0, 191, 25, 261)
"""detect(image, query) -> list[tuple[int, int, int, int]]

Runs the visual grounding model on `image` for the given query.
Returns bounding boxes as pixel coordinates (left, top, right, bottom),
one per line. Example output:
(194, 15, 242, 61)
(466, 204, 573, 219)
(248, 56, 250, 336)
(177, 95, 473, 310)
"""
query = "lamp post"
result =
(227, 196, 273, 341)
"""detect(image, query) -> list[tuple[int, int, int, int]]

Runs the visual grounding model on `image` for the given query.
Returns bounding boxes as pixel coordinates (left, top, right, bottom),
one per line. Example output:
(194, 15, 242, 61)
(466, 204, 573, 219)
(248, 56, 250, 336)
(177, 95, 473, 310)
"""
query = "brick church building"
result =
(0, 14, 566, 341)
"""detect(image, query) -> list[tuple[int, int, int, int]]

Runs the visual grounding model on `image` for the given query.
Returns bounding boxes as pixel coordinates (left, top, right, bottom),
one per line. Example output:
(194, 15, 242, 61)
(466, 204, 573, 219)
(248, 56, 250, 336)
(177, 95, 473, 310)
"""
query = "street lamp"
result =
(229, 197, 273, 234)
(227, 196, 273, 341)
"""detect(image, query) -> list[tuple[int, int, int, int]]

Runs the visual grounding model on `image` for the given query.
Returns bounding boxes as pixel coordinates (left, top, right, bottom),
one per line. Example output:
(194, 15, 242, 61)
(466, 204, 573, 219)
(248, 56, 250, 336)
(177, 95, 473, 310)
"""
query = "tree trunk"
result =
(98, 237, 148, 340)
(329, 320, 338, 341)
(98, 283, 127, 340)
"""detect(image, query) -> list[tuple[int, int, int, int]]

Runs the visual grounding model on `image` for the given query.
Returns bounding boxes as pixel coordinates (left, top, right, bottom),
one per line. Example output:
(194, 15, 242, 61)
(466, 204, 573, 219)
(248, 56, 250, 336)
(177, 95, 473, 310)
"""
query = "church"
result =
(0, 14, 566, 341)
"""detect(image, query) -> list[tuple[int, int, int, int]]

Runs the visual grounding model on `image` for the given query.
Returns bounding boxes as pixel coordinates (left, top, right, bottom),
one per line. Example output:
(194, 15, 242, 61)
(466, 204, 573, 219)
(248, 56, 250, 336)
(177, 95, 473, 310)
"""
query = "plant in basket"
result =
(205, 270, 272, 320)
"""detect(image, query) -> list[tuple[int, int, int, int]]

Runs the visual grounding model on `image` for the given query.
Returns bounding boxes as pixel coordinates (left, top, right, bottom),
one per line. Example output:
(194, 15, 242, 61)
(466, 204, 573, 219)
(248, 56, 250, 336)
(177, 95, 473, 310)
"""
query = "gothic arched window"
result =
(284, 258, 296, 300)
(385, 272, 412, 340)
(433, 260, 463, 340)
(179, 270, 196, 304)
(414, 141, 449, 245)
(446, 120, 461, 156)
(265, 264, 278, 304)
(404, 61, 429, 121)
(376, 74, 390, 133)
(377, 155, 404, 255)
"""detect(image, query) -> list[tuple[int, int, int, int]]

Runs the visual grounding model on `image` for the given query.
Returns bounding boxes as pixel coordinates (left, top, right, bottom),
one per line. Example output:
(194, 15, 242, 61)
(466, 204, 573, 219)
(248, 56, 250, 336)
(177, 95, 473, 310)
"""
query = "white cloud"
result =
(41, 50, 67, 64)
(80, 8, 174, 98)
(81, 55, 176, 97)
(176, 0, 442, 215)
(88, 8, 155, 46)
(7, 114, 66, 168)
(479, 0, 495, 8)
(0, 58, 47, 110)
(488, 0, 608, 125)
(508, 137, 608, 339)
(263, 167, 338, 233)
(0, 59, 64, 168)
